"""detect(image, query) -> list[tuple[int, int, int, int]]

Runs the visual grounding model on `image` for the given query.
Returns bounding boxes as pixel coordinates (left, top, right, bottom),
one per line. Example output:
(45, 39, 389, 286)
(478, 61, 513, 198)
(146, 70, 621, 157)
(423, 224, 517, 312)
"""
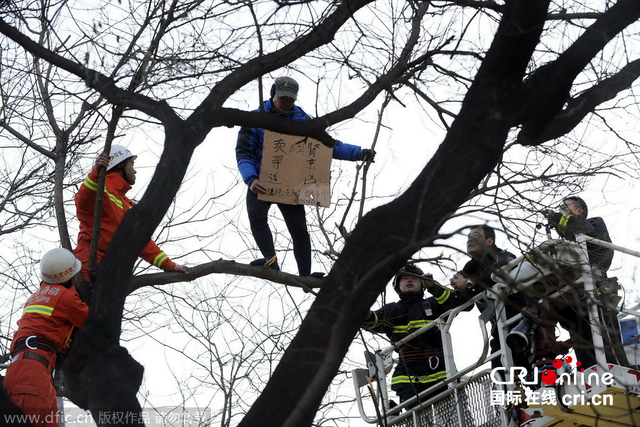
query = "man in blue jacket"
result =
(236, 76, 375, 276)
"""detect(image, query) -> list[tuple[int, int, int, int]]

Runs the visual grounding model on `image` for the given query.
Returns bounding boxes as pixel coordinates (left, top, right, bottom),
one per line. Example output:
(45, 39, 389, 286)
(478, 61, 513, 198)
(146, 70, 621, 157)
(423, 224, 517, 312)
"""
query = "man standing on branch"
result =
(236, 76, 375, 276)
(4, 248, 89, 427)
(73, 146, 187, 295)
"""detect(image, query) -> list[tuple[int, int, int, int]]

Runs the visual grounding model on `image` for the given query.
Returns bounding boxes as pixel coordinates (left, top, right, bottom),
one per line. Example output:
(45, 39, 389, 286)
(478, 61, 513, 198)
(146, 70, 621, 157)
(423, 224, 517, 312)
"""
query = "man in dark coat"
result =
(460, 225, 523, 368)
(543, 196, 620, 368)
(462, 225, 517, 294)
(543, 196, 613, 272)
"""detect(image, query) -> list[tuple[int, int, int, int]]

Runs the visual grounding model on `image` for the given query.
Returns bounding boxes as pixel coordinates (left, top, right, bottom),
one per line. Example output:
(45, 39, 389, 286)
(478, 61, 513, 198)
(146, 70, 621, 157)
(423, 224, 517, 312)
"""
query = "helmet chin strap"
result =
(394, 278, 426, 295)
(112, 161, 132, 183)
(109, 161, 125, 174)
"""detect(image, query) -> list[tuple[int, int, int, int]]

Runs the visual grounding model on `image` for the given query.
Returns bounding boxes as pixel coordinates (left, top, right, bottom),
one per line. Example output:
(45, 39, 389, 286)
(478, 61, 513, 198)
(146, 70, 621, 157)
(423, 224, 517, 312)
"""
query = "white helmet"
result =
(40, 248, 82, 284)
(107, 145, 137, 171)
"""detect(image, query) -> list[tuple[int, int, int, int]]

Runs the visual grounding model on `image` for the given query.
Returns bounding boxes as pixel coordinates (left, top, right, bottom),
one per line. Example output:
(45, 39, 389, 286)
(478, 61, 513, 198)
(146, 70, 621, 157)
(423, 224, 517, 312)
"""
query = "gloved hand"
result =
(361, 148, 376, 163)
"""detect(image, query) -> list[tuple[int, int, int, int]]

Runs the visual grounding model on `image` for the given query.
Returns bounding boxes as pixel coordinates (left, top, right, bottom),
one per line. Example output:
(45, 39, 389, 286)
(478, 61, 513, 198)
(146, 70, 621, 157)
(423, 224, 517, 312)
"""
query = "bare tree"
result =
(1, 0, 639, 426)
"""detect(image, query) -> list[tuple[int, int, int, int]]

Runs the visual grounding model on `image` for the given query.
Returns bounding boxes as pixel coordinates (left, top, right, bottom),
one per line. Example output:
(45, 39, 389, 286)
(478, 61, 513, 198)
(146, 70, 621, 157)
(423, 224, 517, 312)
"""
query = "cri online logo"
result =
(491, 356, 614, 387)
(540, 356, 583, 386)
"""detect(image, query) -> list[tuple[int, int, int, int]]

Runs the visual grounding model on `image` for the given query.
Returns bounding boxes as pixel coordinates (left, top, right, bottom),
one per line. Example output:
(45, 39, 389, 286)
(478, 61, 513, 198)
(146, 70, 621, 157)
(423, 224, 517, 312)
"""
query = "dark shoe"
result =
(300, 272, 325, 278)
(250, 256, 280, 270)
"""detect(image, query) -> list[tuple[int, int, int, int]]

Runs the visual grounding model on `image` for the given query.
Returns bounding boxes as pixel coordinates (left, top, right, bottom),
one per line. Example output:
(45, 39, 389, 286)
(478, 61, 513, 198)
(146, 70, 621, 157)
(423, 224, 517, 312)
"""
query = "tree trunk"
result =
(63, 123, 200, 426)
(239, 1, 551, 425)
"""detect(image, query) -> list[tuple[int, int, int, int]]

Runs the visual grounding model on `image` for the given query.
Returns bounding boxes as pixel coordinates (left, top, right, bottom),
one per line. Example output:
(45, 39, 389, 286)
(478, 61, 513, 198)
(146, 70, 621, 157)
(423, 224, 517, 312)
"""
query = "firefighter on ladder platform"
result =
(362, 264, 464, 408)
(507, 196, 625, 372)
(4, 248, 89, 427)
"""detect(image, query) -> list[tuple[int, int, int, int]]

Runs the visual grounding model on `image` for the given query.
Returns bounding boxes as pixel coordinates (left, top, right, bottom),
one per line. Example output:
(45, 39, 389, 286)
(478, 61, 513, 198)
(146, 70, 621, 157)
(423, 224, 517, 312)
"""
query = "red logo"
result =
(541, 356, 583, 385)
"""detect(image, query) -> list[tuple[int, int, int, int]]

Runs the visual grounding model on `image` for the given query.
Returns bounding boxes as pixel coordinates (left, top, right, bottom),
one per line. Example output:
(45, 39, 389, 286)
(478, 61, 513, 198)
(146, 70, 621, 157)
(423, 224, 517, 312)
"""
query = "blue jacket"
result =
(235, 99, 362, 187)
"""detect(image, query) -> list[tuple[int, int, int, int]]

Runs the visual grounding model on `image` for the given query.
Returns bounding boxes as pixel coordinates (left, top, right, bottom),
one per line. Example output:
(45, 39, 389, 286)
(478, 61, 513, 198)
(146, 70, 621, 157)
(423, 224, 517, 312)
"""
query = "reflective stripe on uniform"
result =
(83, 176, 99, 191)
(106, 192, 124, 209)
(23, 305, 54, 317)
(369, 312, 379, 327)
(392, 319, 432, 334)
(559, 214, 571, 228)
(83, 176, 124, 209)
(153, 252, 168, 268)
(435, 290, 450, 304)
(391, 370, 447, 385)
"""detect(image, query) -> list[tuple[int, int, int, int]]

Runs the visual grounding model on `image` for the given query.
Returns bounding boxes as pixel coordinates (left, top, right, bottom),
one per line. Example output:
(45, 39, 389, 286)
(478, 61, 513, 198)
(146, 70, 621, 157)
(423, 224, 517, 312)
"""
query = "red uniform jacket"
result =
(11, 282, 89, 354)
(73, 166, 176, 281)
(6, 282, 88, 427)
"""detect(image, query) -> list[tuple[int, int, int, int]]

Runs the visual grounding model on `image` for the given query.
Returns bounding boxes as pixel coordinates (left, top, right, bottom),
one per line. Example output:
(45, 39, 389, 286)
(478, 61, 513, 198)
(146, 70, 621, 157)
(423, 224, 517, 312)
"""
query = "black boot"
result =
(250, 256, 280, 270)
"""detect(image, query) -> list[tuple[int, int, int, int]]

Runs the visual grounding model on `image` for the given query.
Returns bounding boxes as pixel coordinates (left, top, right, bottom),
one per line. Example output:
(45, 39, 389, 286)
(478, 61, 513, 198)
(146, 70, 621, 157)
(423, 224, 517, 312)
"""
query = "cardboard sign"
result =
(258, 131, 332, 207)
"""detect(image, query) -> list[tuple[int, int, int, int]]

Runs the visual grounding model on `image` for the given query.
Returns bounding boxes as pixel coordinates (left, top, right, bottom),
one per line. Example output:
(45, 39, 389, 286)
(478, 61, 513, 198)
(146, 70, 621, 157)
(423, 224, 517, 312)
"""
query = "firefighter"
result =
(459, 225, 527, 368)
(73, 146, 187, 294)
(235, 76, 375, 276)
(542, 196, 613, 272)
(363, 265, 456, 408)
(462, 224, 517, 293)
(4, 248, 89, 427)
(542, 196, 622, 368)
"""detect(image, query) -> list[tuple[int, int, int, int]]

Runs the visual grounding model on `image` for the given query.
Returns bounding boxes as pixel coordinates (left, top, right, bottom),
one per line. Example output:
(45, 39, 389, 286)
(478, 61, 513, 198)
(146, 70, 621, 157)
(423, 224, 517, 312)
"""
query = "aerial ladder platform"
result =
(353, 234, 640, 427)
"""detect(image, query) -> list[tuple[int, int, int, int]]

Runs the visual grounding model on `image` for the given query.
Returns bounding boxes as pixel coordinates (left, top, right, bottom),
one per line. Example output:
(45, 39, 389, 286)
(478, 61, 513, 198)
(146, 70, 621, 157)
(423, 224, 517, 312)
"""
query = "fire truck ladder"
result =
(353, 234, 640, 427)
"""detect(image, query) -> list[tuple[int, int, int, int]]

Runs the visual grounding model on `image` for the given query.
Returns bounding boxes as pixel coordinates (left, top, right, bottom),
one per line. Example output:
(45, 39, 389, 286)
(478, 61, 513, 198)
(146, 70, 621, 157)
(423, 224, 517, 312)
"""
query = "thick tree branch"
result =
(519, 58, 640, 146)
(0, 18, 179, 125)
(443, 0, 503, 13)
(191, 0, 376, 125)
(514, 0, 640, 141)
(128, 260, 323, 295)
(438, 0, 602, 21)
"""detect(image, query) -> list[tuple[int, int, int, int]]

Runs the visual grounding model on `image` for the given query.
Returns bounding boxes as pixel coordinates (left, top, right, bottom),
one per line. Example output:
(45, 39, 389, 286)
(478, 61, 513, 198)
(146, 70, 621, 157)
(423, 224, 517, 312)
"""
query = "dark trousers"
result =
(246, 189, 311, 275)
(557, 302, 622, 368)
(491, 297, 531, 369)
(396, 383, 431, 408)
(392, 356, 446, 409)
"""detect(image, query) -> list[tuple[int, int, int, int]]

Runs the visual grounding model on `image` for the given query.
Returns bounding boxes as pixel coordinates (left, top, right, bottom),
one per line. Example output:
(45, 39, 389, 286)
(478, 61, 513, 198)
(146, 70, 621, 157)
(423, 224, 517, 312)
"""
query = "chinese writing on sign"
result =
(259, 132, 332, 207)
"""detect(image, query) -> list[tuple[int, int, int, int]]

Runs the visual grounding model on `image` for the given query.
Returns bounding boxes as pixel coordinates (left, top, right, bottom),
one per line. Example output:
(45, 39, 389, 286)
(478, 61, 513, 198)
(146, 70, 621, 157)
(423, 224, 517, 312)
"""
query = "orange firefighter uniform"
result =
(73, 165, 177, 281)
(5, 282, 89, 427)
